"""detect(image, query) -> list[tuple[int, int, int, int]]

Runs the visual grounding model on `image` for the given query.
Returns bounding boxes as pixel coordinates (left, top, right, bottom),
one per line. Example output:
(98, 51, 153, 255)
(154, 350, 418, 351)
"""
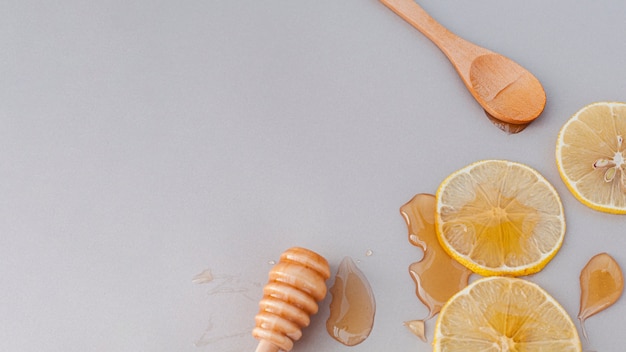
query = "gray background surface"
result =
(2, 1, 625, 351)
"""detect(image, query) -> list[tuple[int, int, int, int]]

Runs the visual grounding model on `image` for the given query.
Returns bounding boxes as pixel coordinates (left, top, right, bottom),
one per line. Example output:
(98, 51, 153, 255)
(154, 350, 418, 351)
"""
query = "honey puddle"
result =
(578, 252, 624, 341)
(400, 194, 472, 341)
(326, 256, 375, 346)
(192, 269, 214, 284)
(485, 110, 529, 134)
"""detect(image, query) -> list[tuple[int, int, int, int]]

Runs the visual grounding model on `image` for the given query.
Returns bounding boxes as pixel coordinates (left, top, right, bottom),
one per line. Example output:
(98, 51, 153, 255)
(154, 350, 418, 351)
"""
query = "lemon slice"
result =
(556, 101, 626, 214)
(433, 276, 581, 351)
(435, 160, 565, 276)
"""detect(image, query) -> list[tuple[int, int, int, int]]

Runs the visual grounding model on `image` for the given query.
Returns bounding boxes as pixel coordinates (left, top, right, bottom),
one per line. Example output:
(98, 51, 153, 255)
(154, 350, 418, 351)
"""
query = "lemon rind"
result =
(435, 159, 566, 277)
(432, 276, 582, 352)
(555, 101, 626, 215)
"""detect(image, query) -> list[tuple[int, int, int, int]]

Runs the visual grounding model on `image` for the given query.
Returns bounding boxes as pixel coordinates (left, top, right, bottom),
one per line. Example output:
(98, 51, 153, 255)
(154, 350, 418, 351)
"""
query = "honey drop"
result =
(400, 194, 472, 333)
(485, 109, 529, 134)
(403, 320, 427, 342)
(326, 256, 375, 346)
(578, 252, 624, 341)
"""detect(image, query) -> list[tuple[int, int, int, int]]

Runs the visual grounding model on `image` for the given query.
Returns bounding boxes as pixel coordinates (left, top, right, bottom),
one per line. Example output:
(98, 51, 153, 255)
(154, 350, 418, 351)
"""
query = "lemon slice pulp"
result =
(435, 160, 565, 276)
(556, 101, 626, 214)
(433, 276, 581, 352)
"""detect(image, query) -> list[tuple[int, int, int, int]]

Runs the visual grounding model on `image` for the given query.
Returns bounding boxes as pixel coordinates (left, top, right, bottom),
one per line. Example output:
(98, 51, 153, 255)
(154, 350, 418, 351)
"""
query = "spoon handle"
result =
(380, 0, 490, 79)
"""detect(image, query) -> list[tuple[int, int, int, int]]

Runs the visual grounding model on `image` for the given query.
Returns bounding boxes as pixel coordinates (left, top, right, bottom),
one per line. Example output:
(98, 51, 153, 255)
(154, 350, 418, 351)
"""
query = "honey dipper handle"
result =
(255, 340, 280, 352)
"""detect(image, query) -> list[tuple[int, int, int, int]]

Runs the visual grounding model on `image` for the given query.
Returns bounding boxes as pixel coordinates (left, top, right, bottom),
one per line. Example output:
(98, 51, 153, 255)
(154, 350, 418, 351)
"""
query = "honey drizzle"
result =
(400, 194, 472, 338)
(326, 256, 376, 346)
(578, 252, 624, 342)
(485, 109, 529, 134)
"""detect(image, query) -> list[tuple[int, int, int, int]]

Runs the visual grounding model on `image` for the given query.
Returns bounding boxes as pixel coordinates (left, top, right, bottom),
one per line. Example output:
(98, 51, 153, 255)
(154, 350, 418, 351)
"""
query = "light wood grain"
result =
(381, 0, 546, 124)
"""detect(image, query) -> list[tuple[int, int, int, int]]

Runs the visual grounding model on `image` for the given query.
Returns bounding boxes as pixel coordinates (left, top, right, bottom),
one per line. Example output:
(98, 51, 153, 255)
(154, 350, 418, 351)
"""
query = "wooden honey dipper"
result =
(253, 247, 331, 352)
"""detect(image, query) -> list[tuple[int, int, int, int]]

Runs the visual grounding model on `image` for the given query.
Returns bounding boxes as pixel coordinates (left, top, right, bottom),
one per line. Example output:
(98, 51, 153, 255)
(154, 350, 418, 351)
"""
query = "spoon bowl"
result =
(381, 0, 546, 125)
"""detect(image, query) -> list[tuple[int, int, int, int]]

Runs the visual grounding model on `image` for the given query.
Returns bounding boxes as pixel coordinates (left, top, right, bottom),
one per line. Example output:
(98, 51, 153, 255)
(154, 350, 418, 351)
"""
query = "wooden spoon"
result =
(380, 0, 546, 125)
